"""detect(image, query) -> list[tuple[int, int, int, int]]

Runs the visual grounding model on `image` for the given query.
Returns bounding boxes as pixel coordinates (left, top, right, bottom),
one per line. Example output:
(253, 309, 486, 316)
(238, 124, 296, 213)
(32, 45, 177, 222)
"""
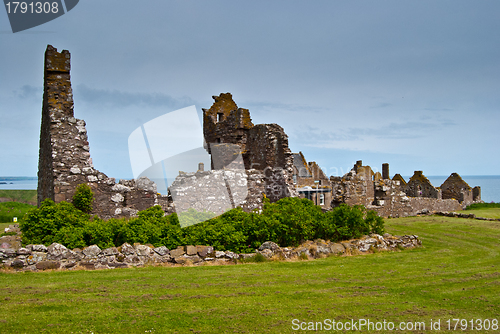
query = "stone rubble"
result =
(0, 234, 421, 272)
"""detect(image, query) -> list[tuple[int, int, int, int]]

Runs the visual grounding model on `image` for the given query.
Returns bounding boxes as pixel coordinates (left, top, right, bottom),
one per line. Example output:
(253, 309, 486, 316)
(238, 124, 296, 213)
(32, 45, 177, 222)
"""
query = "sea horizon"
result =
(1, 175, 500, 203)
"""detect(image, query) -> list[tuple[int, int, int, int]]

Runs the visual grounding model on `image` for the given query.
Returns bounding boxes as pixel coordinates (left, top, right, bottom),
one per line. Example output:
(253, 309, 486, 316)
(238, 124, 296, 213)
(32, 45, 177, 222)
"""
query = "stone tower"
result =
(37, 45, 166, 219)
(202, 93, 298, 202)
(37, 45, 99, 206)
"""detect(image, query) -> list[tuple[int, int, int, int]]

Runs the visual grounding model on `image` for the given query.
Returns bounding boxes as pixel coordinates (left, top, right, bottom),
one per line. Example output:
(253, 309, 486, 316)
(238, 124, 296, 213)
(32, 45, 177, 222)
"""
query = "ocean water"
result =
(1, 176, 500, 203)
(0, 178, 37, 191)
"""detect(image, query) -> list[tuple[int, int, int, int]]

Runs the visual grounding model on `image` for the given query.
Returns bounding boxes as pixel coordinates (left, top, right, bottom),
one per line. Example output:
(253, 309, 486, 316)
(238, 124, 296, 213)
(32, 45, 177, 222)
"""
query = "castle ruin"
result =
(37, 45, 481, 219)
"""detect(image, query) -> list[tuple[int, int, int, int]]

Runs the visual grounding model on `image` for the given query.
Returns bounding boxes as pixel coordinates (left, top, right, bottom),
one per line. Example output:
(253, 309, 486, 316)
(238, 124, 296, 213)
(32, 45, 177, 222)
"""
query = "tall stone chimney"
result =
(37, 45, 97, 206)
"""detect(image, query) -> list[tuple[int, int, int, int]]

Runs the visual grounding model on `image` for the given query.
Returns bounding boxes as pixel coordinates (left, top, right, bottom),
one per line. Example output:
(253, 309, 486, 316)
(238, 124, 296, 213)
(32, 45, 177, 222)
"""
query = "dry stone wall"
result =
(1, 234, 422, 272)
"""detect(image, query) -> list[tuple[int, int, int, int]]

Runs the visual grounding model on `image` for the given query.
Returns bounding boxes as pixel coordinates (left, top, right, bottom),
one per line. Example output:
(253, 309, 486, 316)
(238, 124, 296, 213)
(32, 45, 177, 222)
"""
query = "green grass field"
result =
(464, 203, 500, 219)
(0, 189, 37, 204)
(462, 208, 500, 219)
(0, 202, 35, 231)
(1, 214, 499, 333)
(0, 190, 36, 230)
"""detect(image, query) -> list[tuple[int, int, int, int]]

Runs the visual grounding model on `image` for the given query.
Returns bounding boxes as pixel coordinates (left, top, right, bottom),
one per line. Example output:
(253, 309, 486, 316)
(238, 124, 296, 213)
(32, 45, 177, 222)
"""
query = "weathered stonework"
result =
(404, 171, 441, 199)
(292, 153, 332, 208)
(202, 93, 297, 204)
(440, 172, 480, 205)
(37, 45, 169, 220)
(1, 234, 422, 271)
(330, 161, 375, 208)
(330, 162, 476, 218)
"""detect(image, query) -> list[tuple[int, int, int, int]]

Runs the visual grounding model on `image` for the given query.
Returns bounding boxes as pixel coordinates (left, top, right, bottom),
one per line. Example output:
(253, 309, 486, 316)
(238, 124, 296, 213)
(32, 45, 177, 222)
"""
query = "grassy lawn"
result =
(0, 202, 35, 229)
(462, 208, 500, 219)
(1, 215, 499, 333)
(0, 189, 37, 204)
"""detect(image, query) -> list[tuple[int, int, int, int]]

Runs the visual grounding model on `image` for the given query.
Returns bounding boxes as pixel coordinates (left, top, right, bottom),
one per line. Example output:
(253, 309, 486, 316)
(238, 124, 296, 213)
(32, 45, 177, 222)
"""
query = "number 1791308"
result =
(5, 2, 59, 14)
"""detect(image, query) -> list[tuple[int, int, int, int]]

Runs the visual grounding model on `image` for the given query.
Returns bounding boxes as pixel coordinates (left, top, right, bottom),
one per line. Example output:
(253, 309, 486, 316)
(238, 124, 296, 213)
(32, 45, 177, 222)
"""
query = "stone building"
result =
(404, 171, 441, 199)
(440, 173, 481, 206)
(202, 93, 297, 203)
(292, 152, 332, 208)
(330, 162, 480, 217)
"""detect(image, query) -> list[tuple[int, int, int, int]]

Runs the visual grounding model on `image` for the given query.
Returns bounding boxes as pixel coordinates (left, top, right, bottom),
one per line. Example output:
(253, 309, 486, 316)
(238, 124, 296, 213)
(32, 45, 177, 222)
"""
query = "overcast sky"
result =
(1, 0, 499, 180)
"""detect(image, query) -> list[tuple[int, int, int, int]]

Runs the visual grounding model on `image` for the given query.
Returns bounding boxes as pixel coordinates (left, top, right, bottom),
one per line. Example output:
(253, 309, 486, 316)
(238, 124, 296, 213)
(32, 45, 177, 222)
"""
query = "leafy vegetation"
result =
(20, 197, 385, 252)
(1, 215, 499, 333)
(72, 183, 94, 213)
(178, 208, 217, 227)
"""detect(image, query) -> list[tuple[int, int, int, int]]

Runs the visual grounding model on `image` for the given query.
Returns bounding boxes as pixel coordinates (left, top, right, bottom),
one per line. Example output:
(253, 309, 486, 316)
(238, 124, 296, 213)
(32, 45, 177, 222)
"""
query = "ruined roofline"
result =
(408, 170, 434, 186)
(441, 172, 472, 190)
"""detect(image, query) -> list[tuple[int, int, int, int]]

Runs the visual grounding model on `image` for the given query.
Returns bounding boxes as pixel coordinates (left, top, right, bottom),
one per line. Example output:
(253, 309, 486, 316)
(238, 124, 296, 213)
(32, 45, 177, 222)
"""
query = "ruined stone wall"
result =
(331, 163, 469, 217)
(330, 162, 374, 208)
(202, 93, 297, 204)
(37, 45, 169, 220)
(473, 186, 481, 202)
(169, 169, 248, 216)
(168, 167, 303, 215)
(369, 179, 462, 217)
(404, 171, 441, 199)
(440, 172, 473, 205)
(392, 174, 407, 186)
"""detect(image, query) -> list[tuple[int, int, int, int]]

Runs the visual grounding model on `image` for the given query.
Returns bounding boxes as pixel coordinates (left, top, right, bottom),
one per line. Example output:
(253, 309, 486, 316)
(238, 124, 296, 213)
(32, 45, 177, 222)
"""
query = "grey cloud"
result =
(292, 125, 360, 144)
(245, 101, 329, 114)
(292, 119, 456, 145)
(370, 102, 393, 109)
(351, 119, 457, 140)
(424, 108, 453, 112)
(16, 85, 41, 100)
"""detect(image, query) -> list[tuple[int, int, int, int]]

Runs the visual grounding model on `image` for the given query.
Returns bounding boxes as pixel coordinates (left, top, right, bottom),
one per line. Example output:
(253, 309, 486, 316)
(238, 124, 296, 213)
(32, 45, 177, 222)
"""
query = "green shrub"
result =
(20, 199, 90, 246)
(72, 184, 94, 213)
(178, 208, 216, 227)
(183, 208, 248, 252)
(365, 209, 385, 235)
(19, 196, 385, 253)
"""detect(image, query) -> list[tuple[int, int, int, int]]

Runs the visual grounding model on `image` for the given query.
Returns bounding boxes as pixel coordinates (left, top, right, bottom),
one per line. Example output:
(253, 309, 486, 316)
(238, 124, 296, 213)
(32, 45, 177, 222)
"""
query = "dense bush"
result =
(21, 199, 90, 247)
(72, 184, 94, 213)
(178, 208, 217, 227)
(20, 197, 385, 253)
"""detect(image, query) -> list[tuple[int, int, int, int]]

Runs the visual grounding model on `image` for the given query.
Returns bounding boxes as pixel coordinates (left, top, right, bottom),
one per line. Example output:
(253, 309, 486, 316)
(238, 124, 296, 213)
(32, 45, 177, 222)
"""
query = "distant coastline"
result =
(1, 176, 500, 203)
(0, 176, 37, 181)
